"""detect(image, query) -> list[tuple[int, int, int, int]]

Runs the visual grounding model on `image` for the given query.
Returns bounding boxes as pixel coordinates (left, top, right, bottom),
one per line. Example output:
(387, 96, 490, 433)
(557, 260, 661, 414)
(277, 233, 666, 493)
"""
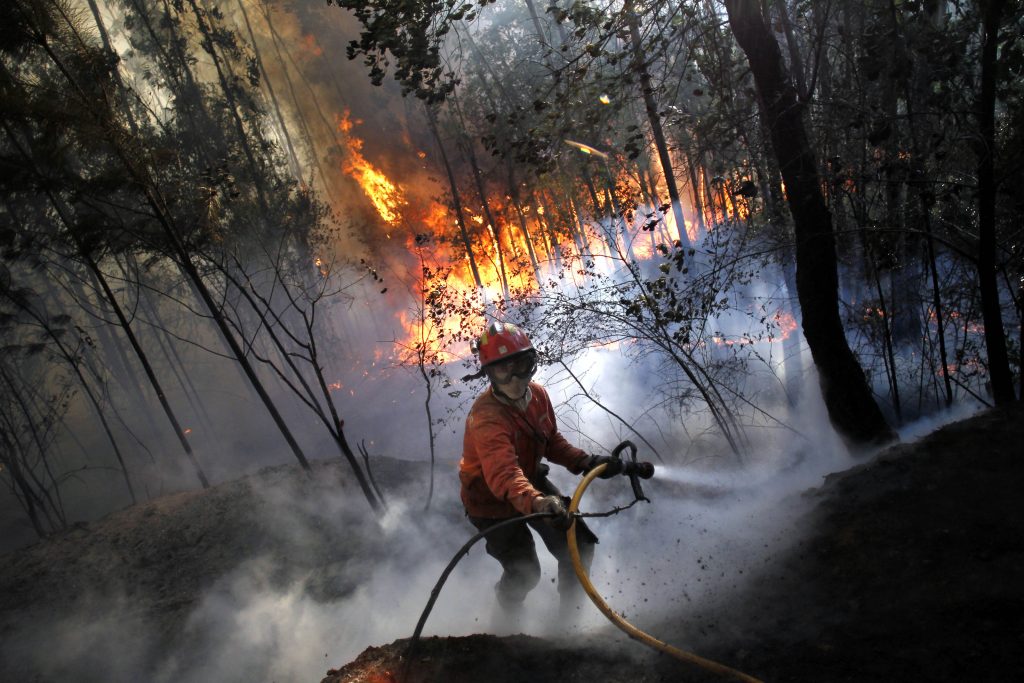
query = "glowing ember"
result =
(771, 311, 799, 341)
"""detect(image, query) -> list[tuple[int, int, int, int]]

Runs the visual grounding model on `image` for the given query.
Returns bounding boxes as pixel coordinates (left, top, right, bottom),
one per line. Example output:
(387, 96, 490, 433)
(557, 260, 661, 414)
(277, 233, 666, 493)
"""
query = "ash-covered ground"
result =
(2, 404, 1022, 683)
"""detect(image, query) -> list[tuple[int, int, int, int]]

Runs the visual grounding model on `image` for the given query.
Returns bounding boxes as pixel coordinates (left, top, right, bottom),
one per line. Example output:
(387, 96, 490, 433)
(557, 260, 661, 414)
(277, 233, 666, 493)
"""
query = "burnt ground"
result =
(323, 404, 1024, 683)
(1, 404, 1022, 682)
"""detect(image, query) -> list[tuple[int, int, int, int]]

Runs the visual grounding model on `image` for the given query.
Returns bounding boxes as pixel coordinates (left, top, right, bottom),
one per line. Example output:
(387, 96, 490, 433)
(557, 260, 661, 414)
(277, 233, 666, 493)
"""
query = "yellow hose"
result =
(567, 464, 764, 683)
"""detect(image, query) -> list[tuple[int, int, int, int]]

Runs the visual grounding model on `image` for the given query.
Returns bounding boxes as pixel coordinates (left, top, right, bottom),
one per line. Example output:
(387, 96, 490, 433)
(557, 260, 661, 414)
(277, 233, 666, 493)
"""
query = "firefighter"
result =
(459, 321, 623, 617)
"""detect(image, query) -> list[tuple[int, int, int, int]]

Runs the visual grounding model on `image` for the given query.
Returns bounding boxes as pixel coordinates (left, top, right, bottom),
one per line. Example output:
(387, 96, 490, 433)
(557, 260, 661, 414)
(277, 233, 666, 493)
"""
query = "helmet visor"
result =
(487, 351, 538, 382)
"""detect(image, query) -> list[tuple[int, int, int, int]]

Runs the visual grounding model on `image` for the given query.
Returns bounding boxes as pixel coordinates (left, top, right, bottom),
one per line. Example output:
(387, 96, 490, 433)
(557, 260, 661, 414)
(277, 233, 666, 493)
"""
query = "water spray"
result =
(402, 440, 763, 683)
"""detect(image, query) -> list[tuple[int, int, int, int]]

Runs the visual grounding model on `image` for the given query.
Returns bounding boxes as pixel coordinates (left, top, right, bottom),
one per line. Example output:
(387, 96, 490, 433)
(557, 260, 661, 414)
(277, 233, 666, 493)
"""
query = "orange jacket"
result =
(459, 383, 589, 518)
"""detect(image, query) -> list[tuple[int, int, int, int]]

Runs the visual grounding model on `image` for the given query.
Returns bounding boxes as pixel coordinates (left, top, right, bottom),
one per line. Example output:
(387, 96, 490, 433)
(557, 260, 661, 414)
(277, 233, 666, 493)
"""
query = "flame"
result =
(300, 33, 323, 58)
(771, 311, 799, 341)
(314, 256, 329, 277)
(328, 121, 763, 366)
(337, 110, 406, 225)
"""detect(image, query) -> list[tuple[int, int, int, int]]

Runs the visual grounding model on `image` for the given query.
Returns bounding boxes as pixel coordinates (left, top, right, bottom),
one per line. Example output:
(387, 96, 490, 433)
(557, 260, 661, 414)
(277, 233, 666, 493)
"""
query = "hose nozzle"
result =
(610, 440, 653, 502)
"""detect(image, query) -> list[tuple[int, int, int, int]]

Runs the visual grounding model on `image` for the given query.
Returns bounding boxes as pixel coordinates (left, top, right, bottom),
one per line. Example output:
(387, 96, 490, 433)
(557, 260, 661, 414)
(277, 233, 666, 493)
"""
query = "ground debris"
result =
(321, 633, 680, 683)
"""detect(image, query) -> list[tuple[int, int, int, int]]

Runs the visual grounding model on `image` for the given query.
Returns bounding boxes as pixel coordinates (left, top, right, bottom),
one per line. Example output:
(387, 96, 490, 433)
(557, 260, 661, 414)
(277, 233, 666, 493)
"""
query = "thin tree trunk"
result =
(216, 263, 383, 510)
(1, 368, 68, 528)
(460, 132, 510, 299)
(257, 0, 343, 203)
(235, 0, 303, 178)
(85, 0, 139, 134)
(624, 0, 690, 248)
(28, 307, 139, 504)
(975, 0, 1015, 404)
(0, 431, 49, 537)
(88, 259, 212, 487)
(185, 0, 269, 211)
(507, 162, 543, 284)
(425, 106, 484, 290)
(3, 121, 212, 487)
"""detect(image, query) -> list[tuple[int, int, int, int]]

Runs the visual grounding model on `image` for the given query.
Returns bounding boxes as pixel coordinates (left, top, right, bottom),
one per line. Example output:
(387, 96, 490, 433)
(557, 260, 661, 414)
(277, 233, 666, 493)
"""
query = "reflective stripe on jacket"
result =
(459, 383, 589, 518)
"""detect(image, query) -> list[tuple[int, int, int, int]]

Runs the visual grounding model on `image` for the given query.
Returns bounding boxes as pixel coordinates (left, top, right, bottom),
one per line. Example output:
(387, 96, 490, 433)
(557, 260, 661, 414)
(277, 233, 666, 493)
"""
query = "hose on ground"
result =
(403, 451, 762, 683)
(567, 463, 763, 683)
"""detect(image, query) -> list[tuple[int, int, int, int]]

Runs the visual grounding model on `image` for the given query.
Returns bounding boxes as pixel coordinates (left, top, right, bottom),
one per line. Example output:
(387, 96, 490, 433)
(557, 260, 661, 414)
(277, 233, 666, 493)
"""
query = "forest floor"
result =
(323, 403, 1024, 683)
(1, 403, 1022, 682)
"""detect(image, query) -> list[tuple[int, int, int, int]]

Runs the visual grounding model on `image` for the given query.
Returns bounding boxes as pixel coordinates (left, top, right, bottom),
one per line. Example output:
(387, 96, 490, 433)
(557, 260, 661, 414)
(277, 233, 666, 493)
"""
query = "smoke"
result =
(1, 344, 978, 683)
(2, 2, 995, 679)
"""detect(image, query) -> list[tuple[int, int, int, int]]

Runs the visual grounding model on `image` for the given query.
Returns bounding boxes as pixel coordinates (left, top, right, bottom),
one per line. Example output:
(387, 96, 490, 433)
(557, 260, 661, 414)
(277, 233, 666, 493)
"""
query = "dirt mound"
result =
(0, 456, 442, 682)
(322, 633, 675, 683)
(733, 402, 1024, 682)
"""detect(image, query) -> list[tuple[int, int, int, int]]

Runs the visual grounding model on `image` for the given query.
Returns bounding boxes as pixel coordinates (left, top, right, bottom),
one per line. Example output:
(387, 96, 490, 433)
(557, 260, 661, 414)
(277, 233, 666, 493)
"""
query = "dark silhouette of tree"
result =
(725, 0, 897, 447)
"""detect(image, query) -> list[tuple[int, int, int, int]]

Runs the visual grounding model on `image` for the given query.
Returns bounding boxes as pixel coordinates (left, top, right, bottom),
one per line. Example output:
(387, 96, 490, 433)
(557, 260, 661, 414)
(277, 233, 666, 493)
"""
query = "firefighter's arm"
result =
(468, 410, 541, 516)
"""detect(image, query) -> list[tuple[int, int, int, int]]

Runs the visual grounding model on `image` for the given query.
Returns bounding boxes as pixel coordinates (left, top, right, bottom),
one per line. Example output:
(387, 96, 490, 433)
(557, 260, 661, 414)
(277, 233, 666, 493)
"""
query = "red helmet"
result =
(476, 321, 534, 367)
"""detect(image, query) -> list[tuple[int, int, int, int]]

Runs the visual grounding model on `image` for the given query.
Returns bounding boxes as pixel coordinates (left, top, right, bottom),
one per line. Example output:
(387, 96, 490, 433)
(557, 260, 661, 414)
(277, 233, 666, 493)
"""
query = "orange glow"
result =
(314, 256, 328, 277)
(337, 110, 406, 225)
(300, 34, 323, 57)
(330, 123, 773, 366)
(771, 311, 799, 341)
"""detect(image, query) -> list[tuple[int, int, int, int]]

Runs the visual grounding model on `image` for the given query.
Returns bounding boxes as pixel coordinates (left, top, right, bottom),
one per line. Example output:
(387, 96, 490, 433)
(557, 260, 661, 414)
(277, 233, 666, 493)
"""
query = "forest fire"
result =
(337, 111, 406, 228)
(336, 97, 839, 375)
(4, 4, 1020, 683)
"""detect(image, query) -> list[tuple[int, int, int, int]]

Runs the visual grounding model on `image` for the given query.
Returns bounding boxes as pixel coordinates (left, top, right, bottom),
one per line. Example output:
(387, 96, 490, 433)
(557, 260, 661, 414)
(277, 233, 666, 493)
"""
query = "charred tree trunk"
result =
(975, 0, 1015, 405)
(87, 259, 212, 487)
(725, 1, 896, 447)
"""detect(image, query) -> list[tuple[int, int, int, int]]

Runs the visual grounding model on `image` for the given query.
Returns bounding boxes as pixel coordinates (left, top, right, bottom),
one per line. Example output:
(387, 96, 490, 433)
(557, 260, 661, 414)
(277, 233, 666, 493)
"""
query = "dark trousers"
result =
(468, 482, 598, 609)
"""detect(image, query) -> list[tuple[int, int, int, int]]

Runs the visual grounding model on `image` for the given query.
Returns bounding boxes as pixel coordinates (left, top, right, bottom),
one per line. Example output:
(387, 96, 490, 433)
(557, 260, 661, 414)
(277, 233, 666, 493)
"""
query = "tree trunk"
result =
(87, 257, 212, 487)
(460, 131, 510, 299)
(624, 0, 690, 249)
(235, 0, 303, 178)
(725, 1, 896, 447)
(975, 0, 1015, 405)
(185, 0, 269, 211)
(506, 162, 543, 284)
(425, 106, 484, 290)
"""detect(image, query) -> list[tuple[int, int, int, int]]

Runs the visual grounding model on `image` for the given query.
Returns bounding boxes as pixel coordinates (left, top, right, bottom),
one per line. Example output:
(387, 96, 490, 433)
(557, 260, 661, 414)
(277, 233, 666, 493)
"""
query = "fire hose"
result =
(568, 441, 762, 683)
(404, 440, 762, 683)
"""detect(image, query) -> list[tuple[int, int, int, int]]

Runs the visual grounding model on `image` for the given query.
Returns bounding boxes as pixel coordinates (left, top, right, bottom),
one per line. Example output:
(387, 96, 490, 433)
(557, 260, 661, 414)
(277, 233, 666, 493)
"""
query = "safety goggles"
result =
(487, 352, 538, 382)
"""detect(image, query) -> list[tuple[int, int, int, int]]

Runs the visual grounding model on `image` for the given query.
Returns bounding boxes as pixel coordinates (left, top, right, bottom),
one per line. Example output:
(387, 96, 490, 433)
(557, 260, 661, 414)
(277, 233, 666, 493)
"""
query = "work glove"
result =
(533, 495, 574, 531)
(583, 454, 624, 479)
